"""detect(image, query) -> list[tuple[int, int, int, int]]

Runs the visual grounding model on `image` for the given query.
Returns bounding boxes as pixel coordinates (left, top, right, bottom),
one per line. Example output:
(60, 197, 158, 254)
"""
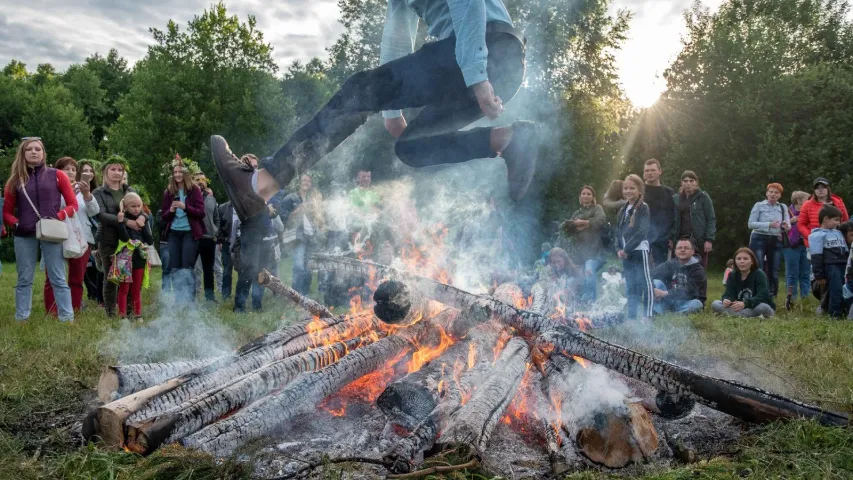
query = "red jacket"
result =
(161, 186, 206, 240)
(797, 194, 849, 246)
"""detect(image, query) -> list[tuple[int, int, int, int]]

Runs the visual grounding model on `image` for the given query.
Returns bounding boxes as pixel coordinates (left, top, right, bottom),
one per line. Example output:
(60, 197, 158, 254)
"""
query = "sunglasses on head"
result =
(22, 137, 42, 141)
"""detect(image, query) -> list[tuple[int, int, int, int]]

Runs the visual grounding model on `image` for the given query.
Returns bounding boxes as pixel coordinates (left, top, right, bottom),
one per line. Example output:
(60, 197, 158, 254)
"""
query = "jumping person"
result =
(211, 0, 539, 222)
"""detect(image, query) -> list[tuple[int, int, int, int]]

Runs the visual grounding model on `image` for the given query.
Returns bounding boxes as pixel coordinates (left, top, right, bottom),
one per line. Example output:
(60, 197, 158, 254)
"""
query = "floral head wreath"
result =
(165, 153, 200, 176)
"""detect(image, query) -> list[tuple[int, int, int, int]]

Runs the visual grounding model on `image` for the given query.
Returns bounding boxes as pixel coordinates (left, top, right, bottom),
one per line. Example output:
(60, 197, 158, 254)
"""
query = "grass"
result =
(0, 262, 851, 479)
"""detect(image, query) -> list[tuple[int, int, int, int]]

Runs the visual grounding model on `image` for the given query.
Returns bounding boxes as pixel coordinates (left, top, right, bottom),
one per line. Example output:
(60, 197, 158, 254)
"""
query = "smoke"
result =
(556, 363, 633, 426)
(98, 294, 237, 364)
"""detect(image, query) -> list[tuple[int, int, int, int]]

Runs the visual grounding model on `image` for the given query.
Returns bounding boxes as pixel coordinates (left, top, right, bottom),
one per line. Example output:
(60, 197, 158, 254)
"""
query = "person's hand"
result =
(473, 80, 503, 120)
(126, 218, 141, 231)
(205, 187, 213, 196)
(117, 211, 124, 223)
(78, 180, 92, 199)
(731, 301, 745, 312)
(617, 250, 627, 259)
(654, 288, 668, 299)
(781, 221, 790, 231)
(704, 241, 713, 253)
(136, 217, 146, 228)
(816, 278, 827, 288)
(384, 116, 407, 138)
(770, 220, 781, 229)
(175, 201, 186, 210)
(723, 299, 732, 307)
(267, 204, 277, 217)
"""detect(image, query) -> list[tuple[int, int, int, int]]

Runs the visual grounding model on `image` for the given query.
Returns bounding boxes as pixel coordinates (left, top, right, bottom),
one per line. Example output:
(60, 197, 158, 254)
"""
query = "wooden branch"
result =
(258, 269, 333, 318)
(97, 359, 220, 403)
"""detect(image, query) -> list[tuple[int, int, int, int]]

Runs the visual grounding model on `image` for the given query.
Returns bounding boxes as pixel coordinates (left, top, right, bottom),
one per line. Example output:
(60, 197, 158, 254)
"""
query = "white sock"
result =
(251, 170, 259, 193)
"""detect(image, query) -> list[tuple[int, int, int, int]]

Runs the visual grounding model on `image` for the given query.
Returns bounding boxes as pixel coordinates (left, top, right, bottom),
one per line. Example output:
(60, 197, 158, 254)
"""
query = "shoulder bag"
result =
(20, 187, 68, 243)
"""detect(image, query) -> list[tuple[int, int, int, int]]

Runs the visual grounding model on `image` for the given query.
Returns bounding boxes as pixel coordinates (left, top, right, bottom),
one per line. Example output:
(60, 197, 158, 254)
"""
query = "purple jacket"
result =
(788, 205, 804, 247)
(3, 165, 76, 237)
(161, 186, 206, 240)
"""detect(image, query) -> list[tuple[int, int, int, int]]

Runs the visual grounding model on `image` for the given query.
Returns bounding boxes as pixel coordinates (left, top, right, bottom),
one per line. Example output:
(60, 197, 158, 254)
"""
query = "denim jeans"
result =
(160, 241, 172, 293)
(825, 263, 846, 317)
(652, 279, 704, 315)
(251, 245, 276, 310)
(15, 236, 73, 321)
(234, 220, 268, 312)
(582, 258, 605, 302)
(291, 240, 314, 295)
(782, 245, 810, 299)
(221, 241, 233, 299)
(749, 233, 782, 296)
(262, 31, 525, 185)
(168, 230, 198, 304)
(197, 238, 217, 301)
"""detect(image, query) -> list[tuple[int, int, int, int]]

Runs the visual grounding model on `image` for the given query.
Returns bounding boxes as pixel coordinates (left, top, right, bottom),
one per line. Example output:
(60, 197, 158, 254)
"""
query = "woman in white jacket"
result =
(44, 157, 100, 313)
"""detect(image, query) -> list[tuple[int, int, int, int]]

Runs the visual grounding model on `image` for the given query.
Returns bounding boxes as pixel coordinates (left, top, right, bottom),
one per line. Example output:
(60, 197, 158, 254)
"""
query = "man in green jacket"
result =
(672, 170, 716, 268)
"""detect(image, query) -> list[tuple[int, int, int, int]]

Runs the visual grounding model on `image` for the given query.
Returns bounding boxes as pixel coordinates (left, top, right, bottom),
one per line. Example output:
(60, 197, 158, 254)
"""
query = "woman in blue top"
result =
(616, 174, 653, 320)
(747, 182, 790, 297)
(160, 158, 205, 303)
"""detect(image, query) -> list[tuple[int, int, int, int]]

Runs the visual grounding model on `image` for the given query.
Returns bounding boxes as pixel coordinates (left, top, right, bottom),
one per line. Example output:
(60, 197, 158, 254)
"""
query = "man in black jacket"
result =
(643, 158, 675, 266)
(651, 237, 707, 314)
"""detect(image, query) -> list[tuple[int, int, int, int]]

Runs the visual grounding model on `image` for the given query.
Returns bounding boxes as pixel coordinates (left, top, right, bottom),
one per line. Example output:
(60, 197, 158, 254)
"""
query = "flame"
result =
(502, 365, 535, 433)
(407, 324, 454, 373)
(398, 223, 454, 284)
(572, 355, 588, 368)
(493, 330, 512, 363)
(321, 347, 411, 417)
(550, 392, 564, 445)
(574, 316, 593, 332)
(467, 342, 476, 370)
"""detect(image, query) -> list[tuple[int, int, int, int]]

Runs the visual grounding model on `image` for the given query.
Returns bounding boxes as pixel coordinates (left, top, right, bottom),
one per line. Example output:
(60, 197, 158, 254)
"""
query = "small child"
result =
(116, 193, 154, 321)
(808, 206, 849, 318)
(723, 259, 734, 285)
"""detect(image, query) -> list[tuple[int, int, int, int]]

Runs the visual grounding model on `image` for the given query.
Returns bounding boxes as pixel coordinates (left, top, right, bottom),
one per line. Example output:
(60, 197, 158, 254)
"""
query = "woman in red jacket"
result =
(3, 138, 78, 322)
(160, 156, 206, 303)
(797, 177, 849, 246)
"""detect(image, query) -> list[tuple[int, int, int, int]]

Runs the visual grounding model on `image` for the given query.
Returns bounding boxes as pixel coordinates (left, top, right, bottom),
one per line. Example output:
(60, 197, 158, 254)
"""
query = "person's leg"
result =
(160, 241, 172, 293)
(252, 242, 273, 311)
(13, 236, 39, 321)
(826, 263, 844, 317)
(711, 300, 728, 315)
(652, 279, 669, 315)
(623, 256, 640, 319)
(291, 241, 307, 294)
(41, 241, 74, 321)
(799, 246, 812, 300)
(639, 250, 655, 318)
(68, 247, 89, 311)
(675, 299, 705, 314)
(193, 256, 203, 298)
(752, 303, 776, 318)
(131, 268, 144, 317)
(117, 281, 130, 317)
(214, 245, 223, 296)
(221, 242, 233, 299)
(44, 273, 57, 316)
(782, 246, 798, 299)
(749, 233, 766, 271)
(199, 238, 216, 301)
(582, 259, 602, 302)
(766, 237, 781, 296)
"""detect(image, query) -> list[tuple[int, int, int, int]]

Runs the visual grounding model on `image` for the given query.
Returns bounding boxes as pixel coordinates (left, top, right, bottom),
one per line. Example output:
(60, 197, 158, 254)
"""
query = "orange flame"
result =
(572, 355, 588, 368)
(407, 324, 454, 373)
(502, 365, 535, 433)
(493, 330, 512, 364)
(574, 316, 593, 332)
(467, 342, 476, 370)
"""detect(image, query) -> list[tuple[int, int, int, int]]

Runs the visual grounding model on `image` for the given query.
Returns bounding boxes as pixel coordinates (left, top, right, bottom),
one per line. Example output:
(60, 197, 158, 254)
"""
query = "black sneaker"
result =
(785, 294, 793, 312)
(210, 135, 267, 221)
(501, 121, 540, 201)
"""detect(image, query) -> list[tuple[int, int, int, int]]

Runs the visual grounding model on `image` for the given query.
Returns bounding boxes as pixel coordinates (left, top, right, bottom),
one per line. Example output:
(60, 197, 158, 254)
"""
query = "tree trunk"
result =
(439, 337, 531, 452)
(574, 402, 658, 468)
(317, 258, 847, 427)
(181, 320, 438, 457)
(258, 269, 333, 318)
(97, 359, 219, 403)
(125, 311, 381, 426)
(125, 337, 371, 454)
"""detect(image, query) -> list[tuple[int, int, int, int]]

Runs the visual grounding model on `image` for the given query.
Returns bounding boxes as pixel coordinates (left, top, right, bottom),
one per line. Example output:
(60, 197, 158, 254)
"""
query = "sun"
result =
(624, 79, 663, 109)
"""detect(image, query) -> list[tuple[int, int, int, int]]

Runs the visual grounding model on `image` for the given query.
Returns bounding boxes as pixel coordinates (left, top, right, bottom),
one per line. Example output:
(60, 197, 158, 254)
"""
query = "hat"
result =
(103, 154, 129, 173)
(813, 177, 830, 188)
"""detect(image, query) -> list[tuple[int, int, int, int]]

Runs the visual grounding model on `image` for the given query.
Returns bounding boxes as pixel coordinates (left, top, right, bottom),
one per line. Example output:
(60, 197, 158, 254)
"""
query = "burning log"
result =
(258, 269, 333, 318)
(315, 257, 849, 427)
(373, 280, 428, 326)
(543, 356, 658, 469)
(97, 359, 220, 403)
(181, 316, 450, 457)
(125, 336, 373, 454)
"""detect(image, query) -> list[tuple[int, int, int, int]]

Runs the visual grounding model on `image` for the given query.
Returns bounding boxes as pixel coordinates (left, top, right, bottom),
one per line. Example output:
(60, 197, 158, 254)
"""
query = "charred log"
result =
(97, 359, 219, 403)
(373, 280, 427, 326)
(258, 269, 333, 318)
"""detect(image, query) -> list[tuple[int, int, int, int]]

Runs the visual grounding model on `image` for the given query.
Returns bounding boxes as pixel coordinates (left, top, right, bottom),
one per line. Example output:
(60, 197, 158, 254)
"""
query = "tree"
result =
(281, 58, 337, 127)
(63, 65, 109, 148)
(0, 73, 33, 147)
(77, 49, 133, 149)
(3, 60, 28, 80)
(109, 2, 294, 208)
(625, 0, 853, 262)
(17, 84, 94, 160)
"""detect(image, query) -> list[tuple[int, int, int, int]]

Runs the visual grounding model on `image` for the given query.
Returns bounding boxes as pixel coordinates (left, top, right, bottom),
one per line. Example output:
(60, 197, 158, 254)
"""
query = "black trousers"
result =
(221, 241, 233, 298)
(197, 238, 217, 300)
(261, 30, 526, 184)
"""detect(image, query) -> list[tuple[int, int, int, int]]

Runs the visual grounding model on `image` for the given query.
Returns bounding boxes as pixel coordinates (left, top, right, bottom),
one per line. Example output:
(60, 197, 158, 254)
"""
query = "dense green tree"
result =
(17, 83, 94, 160)
(62, 65, 109, 147)
(2, 60, 28, 80)
(625, 0, 853, 263)
(0, 73, 34, 147)
(109, 2, 294, 208)
(281, 58, 337, 127)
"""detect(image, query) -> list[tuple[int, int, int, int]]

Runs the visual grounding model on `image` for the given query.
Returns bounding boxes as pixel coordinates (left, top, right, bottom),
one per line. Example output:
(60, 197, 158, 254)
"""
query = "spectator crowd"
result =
(3, 138, 852, 323)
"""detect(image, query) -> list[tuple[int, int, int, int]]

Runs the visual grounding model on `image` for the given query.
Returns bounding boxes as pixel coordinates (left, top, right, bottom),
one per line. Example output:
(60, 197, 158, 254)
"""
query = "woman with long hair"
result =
(797, 177, 849, 247)
(43, 157, 100, 314)
(712, 248, 776, 317)
(160, 157, 205, 303)
(602, 179, 626, 216)
(561, 185, 606, 301)
(278, 174, 325, 294)
(3, 139, 78, 322)
(747, 182, 790, 296)
(616, 174, 653, 320)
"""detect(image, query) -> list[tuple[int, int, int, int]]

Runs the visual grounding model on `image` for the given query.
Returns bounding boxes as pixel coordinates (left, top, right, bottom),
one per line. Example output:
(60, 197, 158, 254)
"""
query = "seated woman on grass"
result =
(711, 247, 776, 318)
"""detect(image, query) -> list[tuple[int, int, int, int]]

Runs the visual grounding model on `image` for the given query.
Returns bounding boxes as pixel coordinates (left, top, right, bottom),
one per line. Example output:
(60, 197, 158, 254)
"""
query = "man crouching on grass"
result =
(210, 0, 540, 224)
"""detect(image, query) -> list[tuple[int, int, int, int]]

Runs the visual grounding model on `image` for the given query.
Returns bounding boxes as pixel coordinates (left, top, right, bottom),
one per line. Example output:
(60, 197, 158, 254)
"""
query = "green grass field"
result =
(0, 262, 851, 479)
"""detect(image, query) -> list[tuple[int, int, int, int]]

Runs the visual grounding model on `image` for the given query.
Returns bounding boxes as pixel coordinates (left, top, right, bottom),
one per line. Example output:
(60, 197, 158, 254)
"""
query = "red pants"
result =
(118, 268, 145, 317)
(45, 246, 90, 315)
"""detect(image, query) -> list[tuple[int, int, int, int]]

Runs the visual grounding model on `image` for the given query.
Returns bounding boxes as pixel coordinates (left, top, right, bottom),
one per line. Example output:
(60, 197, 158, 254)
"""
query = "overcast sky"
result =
(0, 0, 724, 106)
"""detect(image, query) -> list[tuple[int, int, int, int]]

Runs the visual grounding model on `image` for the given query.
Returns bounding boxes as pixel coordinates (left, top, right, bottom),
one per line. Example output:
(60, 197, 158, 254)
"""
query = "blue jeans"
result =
(291, 240, 314, 295)
(653, 280, 704, 315)
(168, 230, 198, 303)
(749, 233, 782, 296)
(825, 263, 846, 317)
(582, 258, 605, 302)
(250, 243, 276, 310)
(160, 241, 172, 293)
(782, 245, 810, 299)
(15, 236, 73, 321)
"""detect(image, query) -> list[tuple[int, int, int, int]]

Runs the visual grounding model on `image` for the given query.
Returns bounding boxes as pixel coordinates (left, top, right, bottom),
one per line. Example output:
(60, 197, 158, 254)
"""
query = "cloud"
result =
(0, 0, 342, 72)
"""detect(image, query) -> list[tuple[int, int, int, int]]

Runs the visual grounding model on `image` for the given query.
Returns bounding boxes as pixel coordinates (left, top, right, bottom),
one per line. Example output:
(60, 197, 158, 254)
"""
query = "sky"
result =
(0, 0, 725, 107)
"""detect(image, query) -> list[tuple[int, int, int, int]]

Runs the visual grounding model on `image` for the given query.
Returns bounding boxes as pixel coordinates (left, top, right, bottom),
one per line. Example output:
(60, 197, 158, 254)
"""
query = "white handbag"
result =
(147, 245, 162, 268)
(62, 213, 88, 259)
(20, 187, 68, 243)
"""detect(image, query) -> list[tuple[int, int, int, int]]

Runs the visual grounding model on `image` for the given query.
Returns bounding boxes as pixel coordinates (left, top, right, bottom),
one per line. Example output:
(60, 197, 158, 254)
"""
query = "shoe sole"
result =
(210, 135, 263, 221)
(504, 121, 540, 201)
